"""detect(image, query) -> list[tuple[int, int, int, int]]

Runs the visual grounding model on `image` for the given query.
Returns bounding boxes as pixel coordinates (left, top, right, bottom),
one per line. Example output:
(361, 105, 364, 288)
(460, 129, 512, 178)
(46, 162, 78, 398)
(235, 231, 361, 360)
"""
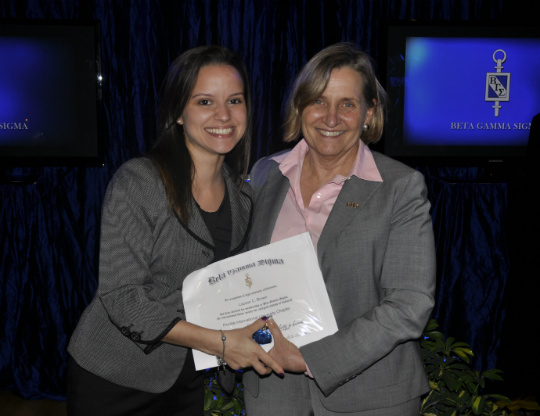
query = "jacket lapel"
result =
(251, 159, 383, 262)
(317, 176, 382, 262)
(250, 164, 290, 249)
(177, 166, 252, 256)
(224, 169, 253, 255)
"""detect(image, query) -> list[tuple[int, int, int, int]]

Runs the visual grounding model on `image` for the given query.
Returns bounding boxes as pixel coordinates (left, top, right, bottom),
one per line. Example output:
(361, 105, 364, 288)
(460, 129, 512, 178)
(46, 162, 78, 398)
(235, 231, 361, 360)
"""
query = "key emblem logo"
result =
(485, 49, 510, 117)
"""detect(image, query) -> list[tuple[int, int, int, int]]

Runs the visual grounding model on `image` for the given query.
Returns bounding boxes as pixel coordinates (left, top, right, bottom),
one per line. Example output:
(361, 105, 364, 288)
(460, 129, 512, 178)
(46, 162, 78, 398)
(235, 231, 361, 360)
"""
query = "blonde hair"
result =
(283, 42, 386, 144)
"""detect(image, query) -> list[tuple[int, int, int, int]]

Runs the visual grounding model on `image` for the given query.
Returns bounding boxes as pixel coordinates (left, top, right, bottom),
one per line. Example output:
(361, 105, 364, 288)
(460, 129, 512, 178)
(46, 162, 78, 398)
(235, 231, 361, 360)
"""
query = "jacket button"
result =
(121, 327, 130, 336)
(130, 332, 141, 342)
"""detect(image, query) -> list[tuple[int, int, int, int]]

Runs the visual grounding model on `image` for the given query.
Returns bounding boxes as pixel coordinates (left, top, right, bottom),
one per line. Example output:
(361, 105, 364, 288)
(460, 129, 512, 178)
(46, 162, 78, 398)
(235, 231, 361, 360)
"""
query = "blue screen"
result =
(0, 38, 79, 148)
(403, 36, 540, 147)
(0, 22, 100, 164)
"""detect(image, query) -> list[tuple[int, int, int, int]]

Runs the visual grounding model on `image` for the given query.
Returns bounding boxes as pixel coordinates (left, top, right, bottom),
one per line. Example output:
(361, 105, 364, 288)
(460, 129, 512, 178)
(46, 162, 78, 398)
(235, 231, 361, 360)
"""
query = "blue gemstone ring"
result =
(252, 323, 272, 345)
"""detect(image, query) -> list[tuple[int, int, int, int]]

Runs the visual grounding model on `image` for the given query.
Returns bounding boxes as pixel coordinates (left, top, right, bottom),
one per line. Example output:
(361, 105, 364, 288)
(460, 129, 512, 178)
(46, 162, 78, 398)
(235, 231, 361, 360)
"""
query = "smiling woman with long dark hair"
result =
(66, 45, 283, 416)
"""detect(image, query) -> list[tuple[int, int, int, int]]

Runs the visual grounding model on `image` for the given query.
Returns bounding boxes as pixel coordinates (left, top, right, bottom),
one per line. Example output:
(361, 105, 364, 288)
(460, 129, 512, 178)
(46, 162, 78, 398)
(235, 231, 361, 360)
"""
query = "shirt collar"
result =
(272, 139, 383, 183)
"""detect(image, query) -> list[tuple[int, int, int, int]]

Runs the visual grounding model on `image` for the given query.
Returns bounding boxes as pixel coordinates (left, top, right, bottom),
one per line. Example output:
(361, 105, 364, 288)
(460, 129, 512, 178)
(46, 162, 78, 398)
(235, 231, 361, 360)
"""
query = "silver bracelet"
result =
(216, 329, 226, 369)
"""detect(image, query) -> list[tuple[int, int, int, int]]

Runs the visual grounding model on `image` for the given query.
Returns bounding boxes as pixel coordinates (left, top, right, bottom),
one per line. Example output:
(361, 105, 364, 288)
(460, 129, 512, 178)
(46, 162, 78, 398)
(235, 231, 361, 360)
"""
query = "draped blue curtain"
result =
(0, 0, 528, 400)
(422, 167, 509, 370)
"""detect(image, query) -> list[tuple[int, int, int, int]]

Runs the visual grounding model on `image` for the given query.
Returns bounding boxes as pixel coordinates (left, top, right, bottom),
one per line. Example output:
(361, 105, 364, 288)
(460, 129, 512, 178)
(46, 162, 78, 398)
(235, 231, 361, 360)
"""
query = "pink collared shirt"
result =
(270, 139, 383, 252)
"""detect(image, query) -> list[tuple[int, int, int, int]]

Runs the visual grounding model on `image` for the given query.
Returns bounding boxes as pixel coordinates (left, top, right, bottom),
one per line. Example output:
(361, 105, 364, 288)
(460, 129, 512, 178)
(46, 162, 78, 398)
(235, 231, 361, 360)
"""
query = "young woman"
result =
(67, 45, 283, 416)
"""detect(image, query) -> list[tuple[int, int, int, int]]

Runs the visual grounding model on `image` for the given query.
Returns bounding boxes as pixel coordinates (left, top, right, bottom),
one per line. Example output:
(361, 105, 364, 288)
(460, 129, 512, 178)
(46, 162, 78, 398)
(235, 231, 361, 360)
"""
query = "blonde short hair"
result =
(283, 42, 387, 144)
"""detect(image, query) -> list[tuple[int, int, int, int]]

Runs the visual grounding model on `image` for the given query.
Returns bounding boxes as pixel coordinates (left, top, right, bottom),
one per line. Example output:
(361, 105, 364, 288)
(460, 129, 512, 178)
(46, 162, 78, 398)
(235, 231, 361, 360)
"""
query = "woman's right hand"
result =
(163, 317, 284, 377)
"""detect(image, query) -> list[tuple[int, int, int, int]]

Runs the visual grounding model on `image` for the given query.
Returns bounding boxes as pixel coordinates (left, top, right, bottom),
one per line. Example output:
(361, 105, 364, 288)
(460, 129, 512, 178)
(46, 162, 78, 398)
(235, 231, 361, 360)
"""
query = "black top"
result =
(196, 185, 232, 263)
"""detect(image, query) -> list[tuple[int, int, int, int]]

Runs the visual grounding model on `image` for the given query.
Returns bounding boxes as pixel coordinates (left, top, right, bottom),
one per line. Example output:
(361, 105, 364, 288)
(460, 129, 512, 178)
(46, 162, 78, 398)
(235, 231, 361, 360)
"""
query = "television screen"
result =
(0, 20, 103, 167)
(381, 22, 540, 167)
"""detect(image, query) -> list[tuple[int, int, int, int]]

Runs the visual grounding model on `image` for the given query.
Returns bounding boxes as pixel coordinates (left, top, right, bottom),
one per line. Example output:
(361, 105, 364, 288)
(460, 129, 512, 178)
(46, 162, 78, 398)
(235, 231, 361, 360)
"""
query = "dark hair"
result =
(283, 42, 387, 144)
(148, 45, 252, 223)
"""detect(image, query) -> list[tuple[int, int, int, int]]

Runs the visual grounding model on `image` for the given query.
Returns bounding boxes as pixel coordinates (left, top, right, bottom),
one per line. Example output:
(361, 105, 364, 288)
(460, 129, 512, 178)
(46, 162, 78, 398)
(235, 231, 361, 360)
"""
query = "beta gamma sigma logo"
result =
(485, 49, 510, 117)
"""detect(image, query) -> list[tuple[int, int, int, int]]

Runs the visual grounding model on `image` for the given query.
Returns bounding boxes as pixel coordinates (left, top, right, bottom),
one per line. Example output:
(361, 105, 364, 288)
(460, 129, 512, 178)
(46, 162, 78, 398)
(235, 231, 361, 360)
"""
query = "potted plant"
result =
(204, 372, 245, 416)
(420, 319, 510, 415)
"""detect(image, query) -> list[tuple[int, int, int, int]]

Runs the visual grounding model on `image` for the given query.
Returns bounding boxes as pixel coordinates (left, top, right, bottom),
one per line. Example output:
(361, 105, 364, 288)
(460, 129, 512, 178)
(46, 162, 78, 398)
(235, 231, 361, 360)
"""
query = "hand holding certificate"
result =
(182, 233, 338, 370)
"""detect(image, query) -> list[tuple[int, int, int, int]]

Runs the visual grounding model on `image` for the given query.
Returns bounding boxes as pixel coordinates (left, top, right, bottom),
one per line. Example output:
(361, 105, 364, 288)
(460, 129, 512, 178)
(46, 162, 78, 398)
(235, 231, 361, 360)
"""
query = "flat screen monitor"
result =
(381, 22, 540, 167)
(0, 20, 103, 167)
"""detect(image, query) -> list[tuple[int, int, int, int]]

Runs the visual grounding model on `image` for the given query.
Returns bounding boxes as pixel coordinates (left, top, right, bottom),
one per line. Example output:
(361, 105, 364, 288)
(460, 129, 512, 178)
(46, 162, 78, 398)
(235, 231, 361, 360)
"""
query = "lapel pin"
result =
(346, 202, 360, 208)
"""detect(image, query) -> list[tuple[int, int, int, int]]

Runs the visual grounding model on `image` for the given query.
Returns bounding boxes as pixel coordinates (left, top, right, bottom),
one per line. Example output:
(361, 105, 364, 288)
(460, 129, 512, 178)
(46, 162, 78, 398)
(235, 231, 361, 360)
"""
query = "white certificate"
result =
(182, 232, 338, 370)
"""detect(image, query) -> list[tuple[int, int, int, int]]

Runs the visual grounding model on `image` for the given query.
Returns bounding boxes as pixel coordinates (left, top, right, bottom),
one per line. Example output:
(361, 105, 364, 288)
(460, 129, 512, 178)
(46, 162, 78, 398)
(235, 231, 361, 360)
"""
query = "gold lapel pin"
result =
(346, 202, 360, 208)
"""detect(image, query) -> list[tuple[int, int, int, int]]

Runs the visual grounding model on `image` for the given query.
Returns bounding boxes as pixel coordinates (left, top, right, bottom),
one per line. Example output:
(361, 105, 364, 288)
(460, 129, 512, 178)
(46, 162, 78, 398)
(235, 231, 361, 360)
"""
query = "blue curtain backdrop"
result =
(0, 0, 535, 400)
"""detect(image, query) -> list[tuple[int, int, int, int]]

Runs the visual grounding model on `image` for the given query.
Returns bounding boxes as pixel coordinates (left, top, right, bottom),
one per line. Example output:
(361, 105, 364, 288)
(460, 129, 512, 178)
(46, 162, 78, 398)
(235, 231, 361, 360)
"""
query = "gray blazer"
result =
(243, 150, 436, 412)
(68, 157, 252, 393)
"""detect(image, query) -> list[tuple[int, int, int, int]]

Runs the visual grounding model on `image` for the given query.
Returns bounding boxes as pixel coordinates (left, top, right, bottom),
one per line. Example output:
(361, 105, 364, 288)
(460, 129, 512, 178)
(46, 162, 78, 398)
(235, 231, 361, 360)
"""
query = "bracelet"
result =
(217, 330, 226, 369)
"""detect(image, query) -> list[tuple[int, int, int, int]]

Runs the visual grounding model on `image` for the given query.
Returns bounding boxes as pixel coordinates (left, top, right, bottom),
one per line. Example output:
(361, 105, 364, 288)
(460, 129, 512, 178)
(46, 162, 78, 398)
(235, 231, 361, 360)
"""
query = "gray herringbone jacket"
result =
(244, 150, 435, 412)
(68, 157, 252, 393)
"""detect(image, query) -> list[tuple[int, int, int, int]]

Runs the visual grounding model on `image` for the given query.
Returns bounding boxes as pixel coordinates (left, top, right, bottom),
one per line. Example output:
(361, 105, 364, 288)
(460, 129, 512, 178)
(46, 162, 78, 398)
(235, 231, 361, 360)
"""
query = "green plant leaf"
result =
(471, 396, 483, 415)
(204, 389, 215, 410)
(221, 400, 235, 411)
(450, 341, 472, 348)
(233, 399, 243, 414)
(488, 394, 511, 403)
(425, 330, 445, 340)
(217, 394, 226, 408)
(445, 336, 456, 349)
(424, 319, 439, 331)
(482, 369, 504, 381)
(452, 363, 471, 371)
(453, 347, 473, 363)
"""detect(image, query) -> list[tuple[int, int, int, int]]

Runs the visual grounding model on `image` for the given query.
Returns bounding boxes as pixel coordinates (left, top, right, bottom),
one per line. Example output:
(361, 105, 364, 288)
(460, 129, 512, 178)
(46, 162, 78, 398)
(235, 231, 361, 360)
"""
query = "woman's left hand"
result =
(266, 318, 307, 373)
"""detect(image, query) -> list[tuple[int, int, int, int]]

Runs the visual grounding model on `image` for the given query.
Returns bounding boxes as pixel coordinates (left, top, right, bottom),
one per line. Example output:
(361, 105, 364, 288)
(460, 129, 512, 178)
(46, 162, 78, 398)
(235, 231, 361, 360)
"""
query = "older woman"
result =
(243, 42, 436, 415)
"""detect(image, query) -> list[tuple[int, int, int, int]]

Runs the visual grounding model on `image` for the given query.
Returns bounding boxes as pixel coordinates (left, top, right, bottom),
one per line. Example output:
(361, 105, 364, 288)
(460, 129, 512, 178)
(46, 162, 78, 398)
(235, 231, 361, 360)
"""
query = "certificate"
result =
(182, 232, 338, 370)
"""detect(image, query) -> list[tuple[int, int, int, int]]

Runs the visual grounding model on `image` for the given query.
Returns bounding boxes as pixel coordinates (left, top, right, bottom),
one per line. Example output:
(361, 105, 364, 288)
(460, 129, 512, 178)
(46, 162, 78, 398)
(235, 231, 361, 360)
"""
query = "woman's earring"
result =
(363, 124, 370, 131)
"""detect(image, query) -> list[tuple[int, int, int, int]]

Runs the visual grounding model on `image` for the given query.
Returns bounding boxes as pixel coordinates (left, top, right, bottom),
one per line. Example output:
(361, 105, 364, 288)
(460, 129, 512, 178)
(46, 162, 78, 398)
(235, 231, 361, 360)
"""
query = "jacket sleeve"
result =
(300, 169, 436, 396)
(96, 159, 184, 354)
